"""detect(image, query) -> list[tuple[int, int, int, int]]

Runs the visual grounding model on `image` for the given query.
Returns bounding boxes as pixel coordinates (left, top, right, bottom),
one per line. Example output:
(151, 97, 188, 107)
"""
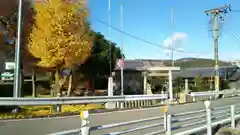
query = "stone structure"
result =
(113, 59, 180, 101)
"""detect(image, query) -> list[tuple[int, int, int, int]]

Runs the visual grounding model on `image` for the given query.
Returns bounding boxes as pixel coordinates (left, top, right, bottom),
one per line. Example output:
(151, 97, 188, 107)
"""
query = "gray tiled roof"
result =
(228, 69, 240, 81)
(174, 66, 239, 78)
(114, 59, 165, 71)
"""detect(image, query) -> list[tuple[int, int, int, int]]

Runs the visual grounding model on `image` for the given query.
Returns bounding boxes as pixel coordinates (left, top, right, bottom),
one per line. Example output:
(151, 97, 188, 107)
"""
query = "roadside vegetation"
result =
(0, 0, 232, 120)
(0, 0, 121, 120)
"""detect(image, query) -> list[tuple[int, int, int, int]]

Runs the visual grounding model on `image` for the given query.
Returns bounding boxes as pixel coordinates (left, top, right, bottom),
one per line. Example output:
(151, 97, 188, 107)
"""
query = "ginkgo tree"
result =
(28, 0, 93, 96)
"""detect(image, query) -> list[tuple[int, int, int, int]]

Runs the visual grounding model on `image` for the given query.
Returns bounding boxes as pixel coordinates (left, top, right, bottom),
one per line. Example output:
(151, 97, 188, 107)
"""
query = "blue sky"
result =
(88, 0, 240, 61)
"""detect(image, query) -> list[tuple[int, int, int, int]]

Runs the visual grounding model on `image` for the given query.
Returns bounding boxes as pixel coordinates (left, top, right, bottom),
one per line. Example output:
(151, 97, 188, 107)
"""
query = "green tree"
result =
(191, 75, 209, 92)
(173, 76, 183, 97)
(80, 32, 122, 90)
(147, 77, 165, 94)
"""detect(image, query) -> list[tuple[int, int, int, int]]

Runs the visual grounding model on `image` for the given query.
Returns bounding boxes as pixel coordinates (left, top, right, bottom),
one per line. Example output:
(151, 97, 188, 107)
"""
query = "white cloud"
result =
(163, 32, 188, 56)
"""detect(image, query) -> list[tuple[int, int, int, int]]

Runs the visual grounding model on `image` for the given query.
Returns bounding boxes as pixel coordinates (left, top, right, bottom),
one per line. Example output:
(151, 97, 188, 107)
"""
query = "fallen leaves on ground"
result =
(0, 104, 104, 120)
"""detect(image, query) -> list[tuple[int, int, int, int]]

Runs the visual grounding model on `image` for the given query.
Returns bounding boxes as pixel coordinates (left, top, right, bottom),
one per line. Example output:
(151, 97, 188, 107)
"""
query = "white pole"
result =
(143, 72, 147, 94)
(14, 0, 23, 98)
(166, 114, 172, 135)
(108, 0, 112, 75)
(171, 7, 174, 67)
(80, 111, 90, 135)
(120, 2, 124, 96)
(106, 0, 115, 109)
(168, 70, 173, 101)
(204, 101, 212, 135)
(231, 105, 236, 128)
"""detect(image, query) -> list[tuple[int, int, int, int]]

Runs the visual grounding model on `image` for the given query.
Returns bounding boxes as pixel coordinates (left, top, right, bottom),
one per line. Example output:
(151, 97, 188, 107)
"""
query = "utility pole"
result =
(171, 7, 174, 67)
(205, 5, 231, 92)
(108, 0, 112, 76)
(14, 0, 23, 98)
(120, 2, 124, 96)
(106, 0, 114, 109)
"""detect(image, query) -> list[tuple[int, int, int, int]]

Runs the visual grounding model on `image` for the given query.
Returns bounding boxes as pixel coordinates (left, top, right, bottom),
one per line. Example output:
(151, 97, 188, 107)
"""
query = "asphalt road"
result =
(1, 97, 240, 135)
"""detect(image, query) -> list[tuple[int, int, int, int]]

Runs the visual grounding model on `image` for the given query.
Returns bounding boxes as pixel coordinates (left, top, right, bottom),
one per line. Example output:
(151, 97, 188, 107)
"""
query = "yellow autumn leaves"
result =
(28, 0, 92, 69)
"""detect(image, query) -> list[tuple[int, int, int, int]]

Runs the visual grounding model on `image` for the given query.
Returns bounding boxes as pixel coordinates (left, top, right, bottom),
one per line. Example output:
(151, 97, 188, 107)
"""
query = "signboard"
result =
(116, 59, 124, 68)
(5, 62, 15, 70)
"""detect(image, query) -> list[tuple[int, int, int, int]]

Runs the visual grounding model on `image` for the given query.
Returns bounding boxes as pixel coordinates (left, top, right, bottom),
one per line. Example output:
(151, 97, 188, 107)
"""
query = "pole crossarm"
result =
(205, 4, 231, 15)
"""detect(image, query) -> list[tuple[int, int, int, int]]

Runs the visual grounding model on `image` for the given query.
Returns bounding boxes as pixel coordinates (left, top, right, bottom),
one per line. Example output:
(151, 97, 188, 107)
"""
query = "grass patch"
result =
(1, 91, 108, 120)
(0, 104, 104, 120)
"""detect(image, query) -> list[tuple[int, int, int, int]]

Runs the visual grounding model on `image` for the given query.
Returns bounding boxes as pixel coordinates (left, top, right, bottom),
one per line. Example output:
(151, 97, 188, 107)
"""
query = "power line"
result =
(96, 19, 209, 55)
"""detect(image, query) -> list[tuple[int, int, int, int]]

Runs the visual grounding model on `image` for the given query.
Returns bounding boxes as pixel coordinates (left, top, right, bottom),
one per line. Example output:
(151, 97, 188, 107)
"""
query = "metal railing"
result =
(0, 94, 168, 106)
(48, 101, 240, 135)
(48, 113, 165, 135)
(188, 89, 240, 102)
(115, 99, 158, 109)
(0, 94, 167, 112)
(167, 101, 240, 135)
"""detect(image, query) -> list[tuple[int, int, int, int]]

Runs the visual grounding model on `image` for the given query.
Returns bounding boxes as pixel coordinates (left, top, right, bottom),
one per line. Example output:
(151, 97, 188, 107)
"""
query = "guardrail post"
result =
(131, 101, 134, 108)
(80, 111, 90, 135)
(231, 105, 236, 129)
(193, 96, 196, 102)
(162, 106, 168, 131)
(56, 92, 62, 112)
(204, 101, 212, 135)
(166, 114, 172, 135)
(116, 102, 119, 108)
(120, 101, 124, 109)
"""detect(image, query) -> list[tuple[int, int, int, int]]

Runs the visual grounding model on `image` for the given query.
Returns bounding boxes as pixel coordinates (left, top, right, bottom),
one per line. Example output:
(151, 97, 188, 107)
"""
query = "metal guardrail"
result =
(48, 114, 165, 135)
(48, 101, 240, 135)
(190, 89, 240, 96)
(168, 102, 240, 135)
(115, 100, 157, 109)
(188, 89, 240, 102)
(0, 94, 168, 106)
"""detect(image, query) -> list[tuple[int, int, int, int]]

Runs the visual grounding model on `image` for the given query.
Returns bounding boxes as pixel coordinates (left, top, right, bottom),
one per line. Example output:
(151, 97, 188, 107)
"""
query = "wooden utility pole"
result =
(205, 5, 231, 92)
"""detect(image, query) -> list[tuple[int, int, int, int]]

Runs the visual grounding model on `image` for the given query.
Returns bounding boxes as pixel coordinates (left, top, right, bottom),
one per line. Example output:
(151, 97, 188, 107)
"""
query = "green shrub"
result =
(216, 127, 240, 135)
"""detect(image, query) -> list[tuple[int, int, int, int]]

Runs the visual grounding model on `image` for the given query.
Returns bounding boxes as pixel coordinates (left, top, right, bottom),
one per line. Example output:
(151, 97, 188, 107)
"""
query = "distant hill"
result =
(163, 58, 232, 69)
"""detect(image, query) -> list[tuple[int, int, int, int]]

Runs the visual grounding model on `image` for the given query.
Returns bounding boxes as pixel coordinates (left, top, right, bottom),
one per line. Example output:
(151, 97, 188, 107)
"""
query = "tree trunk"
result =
(67, 74, 73, 97)
(49, 71, 55, 97)
(91, 77, 95, 90)
(84, 77, 90, 92)
(54, 68, 61, 97)
(32, 68, 36, 97)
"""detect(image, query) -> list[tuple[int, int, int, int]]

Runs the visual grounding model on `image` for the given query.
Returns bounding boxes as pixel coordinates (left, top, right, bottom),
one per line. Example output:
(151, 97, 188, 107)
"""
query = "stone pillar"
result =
(105, 76, 115, 109)
(143, 72, 147, 95)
